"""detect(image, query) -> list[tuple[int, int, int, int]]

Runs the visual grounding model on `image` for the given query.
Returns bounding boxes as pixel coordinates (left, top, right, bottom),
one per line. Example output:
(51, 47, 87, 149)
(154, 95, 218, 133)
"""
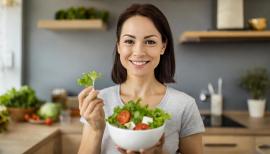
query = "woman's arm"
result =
(77, 87, 105, 154)
(78, 125, 104, 154)
(178, 133, 203, 154)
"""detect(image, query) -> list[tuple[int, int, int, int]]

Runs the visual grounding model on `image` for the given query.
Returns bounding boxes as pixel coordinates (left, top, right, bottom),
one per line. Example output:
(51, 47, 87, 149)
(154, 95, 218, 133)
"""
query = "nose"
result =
(132, 42, 146, 56)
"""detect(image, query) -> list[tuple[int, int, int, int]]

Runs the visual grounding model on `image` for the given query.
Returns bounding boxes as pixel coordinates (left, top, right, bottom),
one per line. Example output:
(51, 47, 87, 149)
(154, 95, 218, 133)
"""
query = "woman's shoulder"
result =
(167, 86, 195, 103)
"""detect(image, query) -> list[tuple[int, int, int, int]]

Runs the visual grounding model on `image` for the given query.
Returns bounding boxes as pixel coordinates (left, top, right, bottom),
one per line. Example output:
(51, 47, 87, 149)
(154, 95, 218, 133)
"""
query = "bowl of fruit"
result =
(106, 99, 171, 151)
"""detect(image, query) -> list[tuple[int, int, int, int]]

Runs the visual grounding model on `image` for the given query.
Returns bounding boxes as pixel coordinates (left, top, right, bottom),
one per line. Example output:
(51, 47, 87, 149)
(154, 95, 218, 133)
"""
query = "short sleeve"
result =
(179, 99, 205, 138)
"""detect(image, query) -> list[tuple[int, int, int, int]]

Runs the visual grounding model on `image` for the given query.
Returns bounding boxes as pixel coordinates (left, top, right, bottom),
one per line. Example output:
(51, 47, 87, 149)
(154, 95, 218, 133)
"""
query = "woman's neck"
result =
(120, 74, 165, 98)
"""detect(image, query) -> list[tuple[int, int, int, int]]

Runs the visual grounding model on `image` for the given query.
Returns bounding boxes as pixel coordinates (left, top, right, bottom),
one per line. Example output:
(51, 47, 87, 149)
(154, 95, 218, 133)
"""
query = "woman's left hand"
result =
(116, 134, 165, 154)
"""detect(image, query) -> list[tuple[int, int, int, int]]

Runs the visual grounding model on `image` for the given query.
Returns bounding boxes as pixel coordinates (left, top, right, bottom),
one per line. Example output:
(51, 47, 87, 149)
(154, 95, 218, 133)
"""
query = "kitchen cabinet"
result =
(32, 135, 61, 154)
(37, 19, 107, 30)
(180, 31, 270, 43)
(202, 135, 255, 154)
(255, 137, 270, 154)
(1, 112, 270, 154)
(61, 134, 82, 154)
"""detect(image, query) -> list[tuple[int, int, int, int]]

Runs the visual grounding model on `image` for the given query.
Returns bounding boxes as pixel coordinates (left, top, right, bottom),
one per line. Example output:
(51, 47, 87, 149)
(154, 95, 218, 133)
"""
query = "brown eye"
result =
(124, 40, 134, 45)
(145, 40, 156, 45)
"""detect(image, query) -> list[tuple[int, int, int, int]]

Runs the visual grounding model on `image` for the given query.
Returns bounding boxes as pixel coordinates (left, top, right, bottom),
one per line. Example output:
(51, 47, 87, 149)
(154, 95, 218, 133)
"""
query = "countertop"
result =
(0, 111, 270, 154)
(0, 119, 82, 154)
(204, 111, 270, 135)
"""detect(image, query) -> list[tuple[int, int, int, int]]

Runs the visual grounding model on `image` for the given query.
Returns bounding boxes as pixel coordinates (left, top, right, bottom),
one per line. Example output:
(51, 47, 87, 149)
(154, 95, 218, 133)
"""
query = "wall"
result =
(24, 0, 270, 111)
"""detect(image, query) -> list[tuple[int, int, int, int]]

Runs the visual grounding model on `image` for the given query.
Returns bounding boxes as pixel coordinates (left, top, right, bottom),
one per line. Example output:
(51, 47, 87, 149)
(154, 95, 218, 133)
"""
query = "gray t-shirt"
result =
(99, 85, 205, 154)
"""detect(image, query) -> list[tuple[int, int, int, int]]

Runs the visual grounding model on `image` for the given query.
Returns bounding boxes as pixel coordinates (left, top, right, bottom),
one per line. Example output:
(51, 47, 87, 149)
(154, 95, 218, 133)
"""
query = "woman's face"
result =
(117, 15, 166, 78)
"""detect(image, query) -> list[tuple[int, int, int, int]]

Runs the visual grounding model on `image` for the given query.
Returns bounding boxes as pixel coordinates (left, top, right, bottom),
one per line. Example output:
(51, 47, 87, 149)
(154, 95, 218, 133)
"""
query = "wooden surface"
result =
(255, 137, 270, 154)
(203, 135, 255, 154)
(180, 31, 270, 43)
(225, 112, 270, 130)
(202, 111, 270, 135)
(0, 122, 61, 154)
(61, 134, 82, 154)
(0, 112, 270, 153)
(37, 19, 107, 30)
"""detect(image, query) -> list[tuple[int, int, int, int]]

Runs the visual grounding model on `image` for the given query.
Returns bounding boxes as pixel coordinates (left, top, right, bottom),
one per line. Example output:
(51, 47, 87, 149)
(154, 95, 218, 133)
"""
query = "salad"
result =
(106, 99, 171, 130)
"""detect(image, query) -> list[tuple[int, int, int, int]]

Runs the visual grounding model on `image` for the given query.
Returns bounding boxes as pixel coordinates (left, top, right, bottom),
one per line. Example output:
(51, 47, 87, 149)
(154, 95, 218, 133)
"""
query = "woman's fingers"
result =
(80, 90, 99, 115)
(116, 146, 137, 154)
(126, 150, 137, 154)
(78, 87, 105, 131)
(78, 87, 92, 109)
(116, 146, 127, 154)
(158, 133, 165, 145)
(83, 89, 99, 105)
(83, 98, 103, 117)
(115, 135, 165, 154)
(139, 133, 165, 154)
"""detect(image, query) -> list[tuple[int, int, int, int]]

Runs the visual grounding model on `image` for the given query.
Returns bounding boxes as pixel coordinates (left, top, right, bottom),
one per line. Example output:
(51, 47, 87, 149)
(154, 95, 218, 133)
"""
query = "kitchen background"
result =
(22, 0, 270, 111)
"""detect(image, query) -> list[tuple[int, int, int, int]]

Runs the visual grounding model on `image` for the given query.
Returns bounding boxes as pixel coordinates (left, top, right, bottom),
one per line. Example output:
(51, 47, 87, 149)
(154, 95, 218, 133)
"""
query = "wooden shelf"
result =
(37, 19, 107, 30)
(180, 31, 270, 43)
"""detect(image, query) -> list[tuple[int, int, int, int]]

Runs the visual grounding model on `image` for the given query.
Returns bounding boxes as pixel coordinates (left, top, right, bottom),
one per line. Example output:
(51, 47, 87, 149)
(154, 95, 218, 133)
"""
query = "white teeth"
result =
(131, 61, 147, 66)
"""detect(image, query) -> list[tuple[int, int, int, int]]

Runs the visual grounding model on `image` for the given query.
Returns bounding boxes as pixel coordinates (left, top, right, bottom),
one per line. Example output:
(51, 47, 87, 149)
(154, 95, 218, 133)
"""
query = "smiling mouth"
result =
(129, 60, 150, 66)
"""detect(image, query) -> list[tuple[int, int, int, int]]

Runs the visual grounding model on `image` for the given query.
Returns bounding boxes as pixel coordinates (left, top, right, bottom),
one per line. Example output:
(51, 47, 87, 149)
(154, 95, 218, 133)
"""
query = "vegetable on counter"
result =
(0, 86, 43, 109)
(37, 102, 61, 121)
(106, 99, 171, 130)
(0, 105, 9, 133)
(24, 113, 54, 126)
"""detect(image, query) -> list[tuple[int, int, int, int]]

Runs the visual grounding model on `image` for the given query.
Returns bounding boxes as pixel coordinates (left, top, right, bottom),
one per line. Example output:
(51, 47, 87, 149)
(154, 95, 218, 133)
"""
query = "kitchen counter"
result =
(0, 122, 61, 154)
(204, 111, 270, 135)
(0, 119, 82, 154)
(0, 112, 270, 154)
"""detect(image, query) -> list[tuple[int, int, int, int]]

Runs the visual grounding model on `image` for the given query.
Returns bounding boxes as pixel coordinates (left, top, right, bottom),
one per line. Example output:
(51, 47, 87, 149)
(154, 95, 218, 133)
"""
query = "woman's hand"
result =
(78, 87, 105, 132)
(116, 134, 165, 154)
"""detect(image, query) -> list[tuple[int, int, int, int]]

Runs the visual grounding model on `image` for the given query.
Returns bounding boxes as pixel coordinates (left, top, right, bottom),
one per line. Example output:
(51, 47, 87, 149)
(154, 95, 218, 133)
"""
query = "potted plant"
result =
(0, 86, 43, 121)
(240, 68, 270, 117)
(0, 105, 9, 133)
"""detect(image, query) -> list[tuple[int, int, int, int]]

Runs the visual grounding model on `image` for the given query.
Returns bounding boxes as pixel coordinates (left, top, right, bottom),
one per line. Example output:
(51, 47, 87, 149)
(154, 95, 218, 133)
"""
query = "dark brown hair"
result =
(111, 4, 175, 84)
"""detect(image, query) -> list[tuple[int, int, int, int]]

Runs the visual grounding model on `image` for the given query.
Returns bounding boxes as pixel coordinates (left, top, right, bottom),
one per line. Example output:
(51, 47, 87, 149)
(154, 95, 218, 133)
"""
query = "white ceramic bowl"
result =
(107, 122, 165, 151)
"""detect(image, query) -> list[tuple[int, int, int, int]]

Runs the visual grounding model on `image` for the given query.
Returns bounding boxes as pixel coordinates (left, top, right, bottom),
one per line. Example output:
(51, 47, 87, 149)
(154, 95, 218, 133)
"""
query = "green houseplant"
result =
(240, 68, 270, 117)
(0, 86, 43, 121)
(55, 7, 110, 23)
(0, 105, 9, 133)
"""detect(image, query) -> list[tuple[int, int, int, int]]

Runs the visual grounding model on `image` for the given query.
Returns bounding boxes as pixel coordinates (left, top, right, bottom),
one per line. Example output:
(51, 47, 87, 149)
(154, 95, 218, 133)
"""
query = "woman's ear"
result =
(161, 41, 167, 55)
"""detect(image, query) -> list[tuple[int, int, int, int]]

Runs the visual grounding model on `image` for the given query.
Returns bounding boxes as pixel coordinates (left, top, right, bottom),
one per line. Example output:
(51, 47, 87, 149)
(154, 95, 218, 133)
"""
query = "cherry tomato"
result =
(116, 110, 131, 125)
(32, 114, 40, 121)
(24, 114, 30, 121)
(134, 123, 150, 130)
(45, 118, 53, 126)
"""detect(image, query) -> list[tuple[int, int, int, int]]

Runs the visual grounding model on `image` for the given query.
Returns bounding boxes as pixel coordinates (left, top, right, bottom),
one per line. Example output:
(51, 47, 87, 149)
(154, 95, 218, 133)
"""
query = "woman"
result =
(78, 4, 205, 154)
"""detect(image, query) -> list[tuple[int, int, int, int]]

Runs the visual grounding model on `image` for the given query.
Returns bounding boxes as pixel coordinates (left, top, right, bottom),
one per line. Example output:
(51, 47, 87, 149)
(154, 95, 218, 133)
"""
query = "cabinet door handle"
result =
(204, 143, 237, 148)
(258, 144, 270, 150)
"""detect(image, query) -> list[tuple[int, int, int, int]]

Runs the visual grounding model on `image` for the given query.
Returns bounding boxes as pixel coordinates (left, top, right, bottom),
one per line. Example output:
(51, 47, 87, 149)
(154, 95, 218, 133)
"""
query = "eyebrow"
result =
(122, 34, 158, 39)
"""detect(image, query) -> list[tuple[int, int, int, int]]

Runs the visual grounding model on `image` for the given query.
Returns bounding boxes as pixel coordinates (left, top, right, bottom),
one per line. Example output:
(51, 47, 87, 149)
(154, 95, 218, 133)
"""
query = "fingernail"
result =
(139, 149, 144, 152)
(89, 88, 95, 94)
